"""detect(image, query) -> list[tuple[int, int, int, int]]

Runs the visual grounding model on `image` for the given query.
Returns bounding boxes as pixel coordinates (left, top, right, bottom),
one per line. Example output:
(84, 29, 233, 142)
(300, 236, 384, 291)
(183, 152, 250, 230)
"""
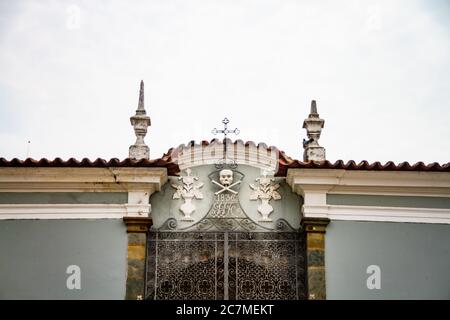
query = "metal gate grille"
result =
(145, 231, 306, 300)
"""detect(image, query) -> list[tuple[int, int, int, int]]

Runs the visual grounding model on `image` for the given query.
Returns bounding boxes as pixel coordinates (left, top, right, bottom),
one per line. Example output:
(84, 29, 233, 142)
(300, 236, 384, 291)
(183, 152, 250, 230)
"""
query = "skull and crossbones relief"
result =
(212, 169, 241, 195)
(219, 169, 233, 186)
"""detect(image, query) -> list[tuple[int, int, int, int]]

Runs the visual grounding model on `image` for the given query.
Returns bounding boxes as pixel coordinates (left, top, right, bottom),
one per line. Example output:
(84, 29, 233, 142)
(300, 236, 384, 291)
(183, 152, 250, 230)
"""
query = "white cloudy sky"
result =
(0, 0, 449, 164)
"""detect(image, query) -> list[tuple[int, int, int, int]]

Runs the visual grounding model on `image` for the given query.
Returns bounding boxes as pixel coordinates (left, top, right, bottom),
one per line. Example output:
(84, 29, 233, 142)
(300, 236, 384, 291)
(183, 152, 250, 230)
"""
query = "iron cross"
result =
(212, 118, 240, 139)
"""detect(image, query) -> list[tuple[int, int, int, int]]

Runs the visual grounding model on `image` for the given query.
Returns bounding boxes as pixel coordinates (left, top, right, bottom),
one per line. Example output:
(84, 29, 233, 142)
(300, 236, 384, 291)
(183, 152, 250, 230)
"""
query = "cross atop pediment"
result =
(211, 118, 240, 140)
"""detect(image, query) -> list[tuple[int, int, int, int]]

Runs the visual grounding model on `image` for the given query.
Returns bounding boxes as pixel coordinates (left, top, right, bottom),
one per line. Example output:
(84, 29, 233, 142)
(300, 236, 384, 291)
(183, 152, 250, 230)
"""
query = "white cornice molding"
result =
(287, 168, 450, 224)
(287, 169, 450, 197)
(0, 167, 165, 219)
(0, 167, 168, 193)
(303, 204, 450, 224)
(0, 203, 151, 220)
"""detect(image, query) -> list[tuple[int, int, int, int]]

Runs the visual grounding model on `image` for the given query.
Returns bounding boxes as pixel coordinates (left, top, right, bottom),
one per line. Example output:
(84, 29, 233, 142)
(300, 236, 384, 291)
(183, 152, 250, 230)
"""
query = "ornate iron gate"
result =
(145, 231, 306, 300)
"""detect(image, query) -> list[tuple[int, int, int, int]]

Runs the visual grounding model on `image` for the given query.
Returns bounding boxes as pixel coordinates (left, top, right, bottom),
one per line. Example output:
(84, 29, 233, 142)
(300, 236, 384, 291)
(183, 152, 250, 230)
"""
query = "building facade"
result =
(0, 82, 449, 300)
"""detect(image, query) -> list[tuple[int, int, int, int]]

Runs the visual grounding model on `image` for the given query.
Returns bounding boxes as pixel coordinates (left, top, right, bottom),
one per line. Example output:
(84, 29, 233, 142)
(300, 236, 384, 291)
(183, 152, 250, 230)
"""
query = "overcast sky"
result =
(0, 0, 449, 164)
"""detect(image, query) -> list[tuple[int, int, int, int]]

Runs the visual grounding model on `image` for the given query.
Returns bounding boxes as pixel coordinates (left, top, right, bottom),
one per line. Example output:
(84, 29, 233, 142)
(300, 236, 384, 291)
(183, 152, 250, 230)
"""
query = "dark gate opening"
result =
(145, 231, 306, 300)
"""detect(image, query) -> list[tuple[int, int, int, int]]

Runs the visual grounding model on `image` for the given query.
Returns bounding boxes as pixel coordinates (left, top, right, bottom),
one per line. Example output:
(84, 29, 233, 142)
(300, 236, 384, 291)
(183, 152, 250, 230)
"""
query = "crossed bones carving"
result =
(212, 179, 241, 195)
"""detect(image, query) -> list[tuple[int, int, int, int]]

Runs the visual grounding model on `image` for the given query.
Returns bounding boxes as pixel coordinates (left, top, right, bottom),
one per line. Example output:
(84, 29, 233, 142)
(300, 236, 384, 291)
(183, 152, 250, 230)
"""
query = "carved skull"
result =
(219, 169, 233, 186)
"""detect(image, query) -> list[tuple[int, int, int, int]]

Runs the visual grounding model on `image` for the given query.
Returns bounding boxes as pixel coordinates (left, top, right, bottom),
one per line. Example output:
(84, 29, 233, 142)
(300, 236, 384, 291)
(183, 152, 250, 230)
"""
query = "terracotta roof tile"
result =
(276, 159, 450, 176)
(0, 155, 180, 176)
(1, 139, 449, 176)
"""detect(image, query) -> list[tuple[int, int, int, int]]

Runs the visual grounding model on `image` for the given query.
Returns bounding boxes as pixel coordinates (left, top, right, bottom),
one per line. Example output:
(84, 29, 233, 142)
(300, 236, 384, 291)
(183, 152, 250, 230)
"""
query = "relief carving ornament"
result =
(212, 169, 241, 195)
(171, 168, 204, 221)
(249, 175, 281, 222)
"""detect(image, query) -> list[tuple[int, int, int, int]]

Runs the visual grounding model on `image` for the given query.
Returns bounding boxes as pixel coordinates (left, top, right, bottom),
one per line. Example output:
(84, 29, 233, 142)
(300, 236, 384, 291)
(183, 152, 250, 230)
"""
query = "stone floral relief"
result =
(249, 175, 281, 222)
(171, 168, 204, 221)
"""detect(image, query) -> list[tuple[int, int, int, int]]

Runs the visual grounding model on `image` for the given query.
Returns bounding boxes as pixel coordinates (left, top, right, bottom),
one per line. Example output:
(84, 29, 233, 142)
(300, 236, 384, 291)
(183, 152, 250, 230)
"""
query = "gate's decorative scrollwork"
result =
(146, 232, 306, 300)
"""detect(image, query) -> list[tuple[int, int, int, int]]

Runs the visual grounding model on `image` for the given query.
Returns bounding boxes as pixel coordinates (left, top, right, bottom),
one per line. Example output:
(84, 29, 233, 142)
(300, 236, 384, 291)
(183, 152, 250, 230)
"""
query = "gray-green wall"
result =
(0, 192, 128, 204)
(326, 221, 450, 299)
(327, 194, 450, 209)
(0, 219, 127, 299)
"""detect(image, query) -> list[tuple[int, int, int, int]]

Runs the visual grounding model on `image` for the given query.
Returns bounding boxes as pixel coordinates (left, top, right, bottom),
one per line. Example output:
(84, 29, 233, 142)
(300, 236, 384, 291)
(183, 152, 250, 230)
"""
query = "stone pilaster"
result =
(301, 217, 330, 300)
(123, 216, 152, 300)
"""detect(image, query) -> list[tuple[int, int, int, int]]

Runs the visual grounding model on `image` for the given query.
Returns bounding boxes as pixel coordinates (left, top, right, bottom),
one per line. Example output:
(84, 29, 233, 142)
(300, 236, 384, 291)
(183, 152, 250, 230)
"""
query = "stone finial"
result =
(302, 100, 325, 161)
(137, 80, 145, 114)
(129, 80, 151, 160)
(310, 100, 318, 115)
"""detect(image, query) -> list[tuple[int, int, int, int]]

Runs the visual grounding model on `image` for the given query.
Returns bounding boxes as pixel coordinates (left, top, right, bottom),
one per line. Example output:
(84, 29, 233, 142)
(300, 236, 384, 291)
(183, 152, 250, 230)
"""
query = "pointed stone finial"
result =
(137, 80, 145, 114)
(310, 100, 318, 116)
(302, 100, 325, 161)
(129, 80, 151, 160)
